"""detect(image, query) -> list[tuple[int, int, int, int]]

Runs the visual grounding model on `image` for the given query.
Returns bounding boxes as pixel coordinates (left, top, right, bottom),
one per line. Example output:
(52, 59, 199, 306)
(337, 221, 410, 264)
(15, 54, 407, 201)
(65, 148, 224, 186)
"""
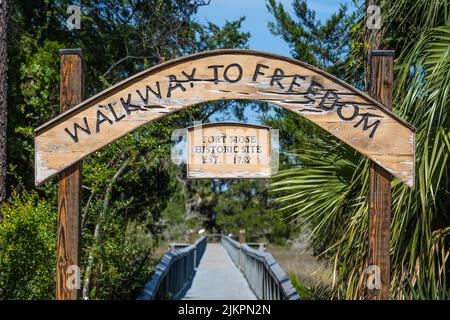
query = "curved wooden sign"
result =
(35, 49, 415, 187)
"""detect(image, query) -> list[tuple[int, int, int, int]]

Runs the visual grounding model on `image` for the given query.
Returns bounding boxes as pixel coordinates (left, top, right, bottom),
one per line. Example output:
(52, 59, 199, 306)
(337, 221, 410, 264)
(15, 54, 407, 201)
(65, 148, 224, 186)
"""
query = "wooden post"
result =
(56, 49, 84, 300)
(239, 229, 246, 243)
(188, 230, 197, 244)
(367, 50, 394, 300)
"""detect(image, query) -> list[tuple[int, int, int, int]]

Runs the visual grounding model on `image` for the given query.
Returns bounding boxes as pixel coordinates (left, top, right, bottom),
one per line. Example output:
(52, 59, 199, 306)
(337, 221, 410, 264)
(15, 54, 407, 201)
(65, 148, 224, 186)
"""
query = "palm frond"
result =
(271, 14, 450, 299)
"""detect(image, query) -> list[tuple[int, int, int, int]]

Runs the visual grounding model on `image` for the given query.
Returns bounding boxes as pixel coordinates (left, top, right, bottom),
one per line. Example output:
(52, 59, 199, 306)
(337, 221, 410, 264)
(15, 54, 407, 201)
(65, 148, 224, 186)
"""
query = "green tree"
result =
(0, 191, 56, 299)
(215, 180, 296, 244)
(267, 0, 360, 83)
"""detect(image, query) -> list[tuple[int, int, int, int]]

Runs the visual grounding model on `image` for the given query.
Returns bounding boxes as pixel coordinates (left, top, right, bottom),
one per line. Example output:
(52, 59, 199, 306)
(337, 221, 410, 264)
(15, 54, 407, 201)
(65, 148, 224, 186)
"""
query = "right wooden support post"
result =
(239, 229, 246, 244)
(367, 49, 394, 300)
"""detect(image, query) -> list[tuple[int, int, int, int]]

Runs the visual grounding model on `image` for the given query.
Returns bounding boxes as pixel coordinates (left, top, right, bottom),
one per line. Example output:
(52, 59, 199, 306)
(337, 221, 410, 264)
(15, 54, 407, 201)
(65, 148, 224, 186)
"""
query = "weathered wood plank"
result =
(35, 50, 415, 187)
(56, 49, 84, 300)
(367, 50, 394, 300)
(187, 123, 271, 178)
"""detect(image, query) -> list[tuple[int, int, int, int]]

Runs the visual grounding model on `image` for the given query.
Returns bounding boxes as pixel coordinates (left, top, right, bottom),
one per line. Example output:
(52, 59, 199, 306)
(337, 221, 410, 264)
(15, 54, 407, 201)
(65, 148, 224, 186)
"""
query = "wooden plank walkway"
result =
(180, 243, 257, 300)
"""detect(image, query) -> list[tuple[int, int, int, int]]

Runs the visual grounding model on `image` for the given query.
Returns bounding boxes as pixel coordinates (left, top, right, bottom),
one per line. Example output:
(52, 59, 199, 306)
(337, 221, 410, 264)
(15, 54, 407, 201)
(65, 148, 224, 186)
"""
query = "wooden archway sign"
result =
(37, 49, 414, 301)
(35, 49, 415, 187)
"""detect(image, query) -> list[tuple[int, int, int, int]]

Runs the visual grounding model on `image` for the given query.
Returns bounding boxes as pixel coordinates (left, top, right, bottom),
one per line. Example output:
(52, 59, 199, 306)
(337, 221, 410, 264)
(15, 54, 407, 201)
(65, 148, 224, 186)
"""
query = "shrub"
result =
(0, 191, 56, 299)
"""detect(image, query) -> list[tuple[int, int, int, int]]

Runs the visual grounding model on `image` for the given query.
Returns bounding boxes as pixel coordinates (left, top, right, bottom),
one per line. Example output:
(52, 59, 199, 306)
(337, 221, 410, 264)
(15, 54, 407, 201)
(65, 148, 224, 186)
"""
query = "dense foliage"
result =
(0, 191, 55, 299)
(268, 0, 450, 299)
(1, 0, 260, 300)
(1, 0, 298, 300)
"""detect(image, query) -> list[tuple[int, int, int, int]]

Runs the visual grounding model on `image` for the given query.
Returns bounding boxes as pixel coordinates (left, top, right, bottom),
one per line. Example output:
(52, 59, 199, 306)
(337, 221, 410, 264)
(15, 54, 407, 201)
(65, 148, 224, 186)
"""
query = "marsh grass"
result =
(267, 244, 332, 297)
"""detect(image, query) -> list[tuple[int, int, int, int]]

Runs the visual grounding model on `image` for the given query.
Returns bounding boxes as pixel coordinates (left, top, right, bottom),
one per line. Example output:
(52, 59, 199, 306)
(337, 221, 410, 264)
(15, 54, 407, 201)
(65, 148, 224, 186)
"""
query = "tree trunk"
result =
(82, 158, 131, 299)
(0, 0, 8, 206)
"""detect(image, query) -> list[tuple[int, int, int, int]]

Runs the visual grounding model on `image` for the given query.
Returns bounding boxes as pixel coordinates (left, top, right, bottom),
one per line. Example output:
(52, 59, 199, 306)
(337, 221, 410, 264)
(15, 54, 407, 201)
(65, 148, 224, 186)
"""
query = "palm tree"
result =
(270, 0, 450, 299)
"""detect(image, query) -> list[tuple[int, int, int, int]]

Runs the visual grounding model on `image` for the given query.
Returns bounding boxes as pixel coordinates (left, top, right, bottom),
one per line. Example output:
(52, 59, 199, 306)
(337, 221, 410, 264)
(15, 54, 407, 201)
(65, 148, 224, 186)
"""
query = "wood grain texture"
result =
(56, 51, 83, 300)
(367, 52, 393, 300)
(187, 123, 271, 178)
(35, 50, 415, 187)
(239, 229, 246, 244)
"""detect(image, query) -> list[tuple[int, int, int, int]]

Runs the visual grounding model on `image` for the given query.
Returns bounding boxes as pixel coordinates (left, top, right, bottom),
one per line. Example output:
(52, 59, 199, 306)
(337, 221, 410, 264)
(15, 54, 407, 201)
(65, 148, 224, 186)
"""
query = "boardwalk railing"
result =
(138, 236, 206, 300)
(221, 235, 300, 300)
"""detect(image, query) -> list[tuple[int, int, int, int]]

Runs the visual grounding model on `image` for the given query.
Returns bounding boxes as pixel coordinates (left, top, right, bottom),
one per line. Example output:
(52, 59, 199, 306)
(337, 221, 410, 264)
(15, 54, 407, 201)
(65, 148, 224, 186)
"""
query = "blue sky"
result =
(196, 0, 354, 122)
(197, 0, 354, 57)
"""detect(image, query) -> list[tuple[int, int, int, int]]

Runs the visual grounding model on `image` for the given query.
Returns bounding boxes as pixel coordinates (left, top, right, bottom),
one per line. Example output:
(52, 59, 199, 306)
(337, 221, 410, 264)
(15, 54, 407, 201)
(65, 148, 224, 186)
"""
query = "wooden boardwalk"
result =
(180, 243, 257, 300)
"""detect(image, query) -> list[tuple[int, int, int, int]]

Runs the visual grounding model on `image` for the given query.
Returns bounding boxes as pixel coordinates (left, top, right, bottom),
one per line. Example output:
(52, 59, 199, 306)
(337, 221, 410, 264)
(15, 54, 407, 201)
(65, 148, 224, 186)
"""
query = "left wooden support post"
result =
(189, 230, 197, 244)
(56, 49, 84, 300)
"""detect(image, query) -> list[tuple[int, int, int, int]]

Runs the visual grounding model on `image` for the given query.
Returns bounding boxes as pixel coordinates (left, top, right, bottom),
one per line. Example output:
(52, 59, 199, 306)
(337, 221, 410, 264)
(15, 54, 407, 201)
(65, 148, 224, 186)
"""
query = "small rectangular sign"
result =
(187, 123, 272, 178)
